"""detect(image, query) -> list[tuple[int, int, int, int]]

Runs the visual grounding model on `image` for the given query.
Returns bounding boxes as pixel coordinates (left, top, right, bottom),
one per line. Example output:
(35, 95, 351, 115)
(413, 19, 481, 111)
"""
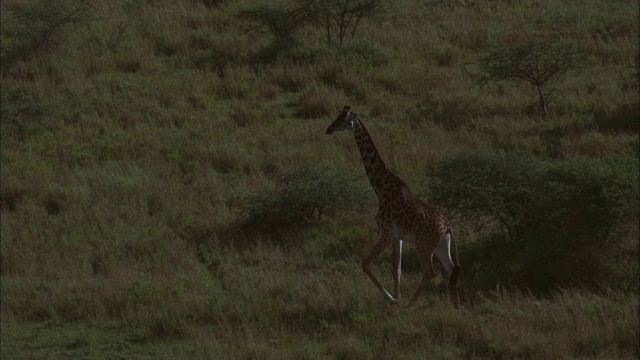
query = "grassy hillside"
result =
(1, 0, 638, 358)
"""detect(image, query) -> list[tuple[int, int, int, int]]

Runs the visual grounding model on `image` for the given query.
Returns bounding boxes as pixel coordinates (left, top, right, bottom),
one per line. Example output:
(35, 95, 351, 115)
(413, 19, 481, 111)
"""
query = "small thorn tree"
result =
(477, 40, 581, 117)
(1, 0, 93, 67)
(301, 0, 389, 46)
(237, 0, 389, 53)
(236, 5, 308, 43)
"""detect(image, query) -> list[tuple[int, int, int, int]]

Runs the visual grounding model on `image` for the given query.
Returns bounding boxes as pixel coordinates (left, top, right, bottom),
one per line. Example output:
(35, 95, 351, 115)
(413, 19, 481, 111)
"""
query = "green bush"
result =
(342, 40, 389, 66)
(236, 5, 307, 42)
(0, 87, 46, 140)
(427, 150, 638, 292)
(1, 0, 93, 67)
(427, 150, 540, 238)
(251, 37, 303, 65)
(593, 102, 640, 134)
(239, 165, 368, 237)
(295, 84, 345, 119)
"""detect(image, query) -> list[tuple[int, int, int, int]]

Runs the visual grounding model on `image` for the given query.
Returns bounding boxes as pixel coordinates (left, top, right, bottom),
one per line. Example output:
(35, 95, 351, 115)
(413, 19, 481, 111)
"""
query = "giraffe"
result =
(326, 105, 461, 307)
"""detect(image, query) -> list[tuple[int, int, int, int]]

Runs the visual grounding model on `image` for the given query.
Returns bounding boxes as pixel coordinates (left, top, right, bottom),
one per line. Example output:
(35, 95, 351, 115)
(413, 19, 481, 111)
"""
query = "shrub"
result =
(342, 40, 388, 66)
(192, 35, 246, 75)
(238, 165, 368, 237)
(200, 0, 228, 8)
(237, 0, 390, 50)
(524, 157, 638, 289)
(427, 150, 638, 292)
(427, 150, 540, 238)
(593, 102, 640, 134)
(1, 0, 93, 67)
(295, 84, 346, 119)
(236, 5, 307, 43)
(251, 37, 300, 64)
(0, 87, 46, 140)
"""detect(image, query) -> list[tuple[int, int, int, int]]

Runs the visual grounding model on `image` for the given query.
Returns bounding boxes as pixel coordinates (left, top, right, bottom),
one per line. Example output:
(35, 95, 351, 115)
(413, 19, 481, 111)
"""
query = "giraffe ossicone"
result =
(326, 105, 461, 308)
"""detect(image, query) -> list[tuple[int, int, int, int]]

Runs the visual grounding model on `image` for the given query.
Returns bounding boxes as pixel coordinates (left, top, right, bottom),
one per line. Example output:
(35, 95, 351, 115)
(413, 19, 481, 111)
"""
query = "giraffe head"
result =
(326, 105, 357, 134)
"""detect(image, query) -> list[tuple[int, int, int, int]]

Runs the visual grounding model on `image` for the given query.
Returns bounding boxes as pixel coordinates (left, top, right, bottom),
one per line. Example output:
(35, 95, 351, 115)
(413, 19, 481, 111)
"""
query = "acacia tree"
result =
(477, 40, 581, 117)
(301, 0, 389, 46)
(236, 5, 308, 43)
(1, 0, 92, 67)
(236, 0, 388, 55)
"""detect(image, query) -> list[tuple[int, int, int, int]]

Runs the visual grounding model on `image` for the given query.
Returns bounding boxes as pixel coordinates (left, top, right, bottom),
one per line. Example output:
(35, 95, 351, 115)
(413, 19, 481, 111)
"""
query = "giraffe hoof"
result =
(384, 296, 399, 305)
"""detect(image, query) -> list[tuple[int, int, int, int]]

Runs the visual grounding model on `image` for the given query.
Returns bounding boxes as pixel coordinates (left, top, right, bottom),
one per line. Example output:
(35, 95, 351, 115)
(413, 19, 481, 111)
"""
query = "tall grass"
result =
(1, 0, 638, 358)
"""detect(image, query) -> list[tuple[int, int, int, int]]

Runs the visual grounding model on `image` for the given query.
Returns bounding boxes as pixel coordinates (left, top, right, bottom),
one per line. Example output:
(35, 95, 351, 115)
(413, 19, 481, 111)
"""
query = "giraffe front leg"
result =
(363, 236, 398, 304)
(392, 239, 402, 300)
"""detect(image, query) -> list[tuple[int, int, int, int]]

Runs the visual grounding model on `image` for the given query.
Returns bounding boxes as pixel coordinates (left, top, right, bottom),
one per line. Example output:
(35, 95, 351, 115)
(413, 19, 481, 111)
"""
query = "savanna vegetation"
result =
(1, 0, 638, 358)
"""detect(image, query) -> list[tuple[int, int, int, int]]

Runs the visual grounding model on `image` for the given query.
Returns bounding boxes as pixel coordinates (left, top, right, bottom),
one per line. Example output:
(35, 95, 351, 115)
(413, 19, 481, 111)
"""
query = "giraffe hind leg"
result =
(434, 233, 455, 281)
(406, 264, 436, 308)
(449, 265, 461, 309)
(434, 233, 462, 307)
(407, 245, 436, 308)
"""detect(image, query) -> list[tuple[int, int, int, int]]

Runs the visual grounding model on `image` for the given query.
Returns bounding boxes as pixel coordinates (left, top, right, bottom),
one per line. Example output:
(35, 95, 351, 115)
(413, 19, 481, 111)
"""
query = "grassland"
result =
(1, 0, 638, 359)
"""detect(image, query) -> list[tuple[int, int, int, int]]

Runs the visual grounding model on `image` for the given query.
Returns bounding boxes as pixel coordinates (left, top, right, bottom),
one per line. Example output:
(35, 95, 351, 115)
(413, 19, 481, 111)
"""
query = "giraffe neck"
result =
(352, 118, 398, 199)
